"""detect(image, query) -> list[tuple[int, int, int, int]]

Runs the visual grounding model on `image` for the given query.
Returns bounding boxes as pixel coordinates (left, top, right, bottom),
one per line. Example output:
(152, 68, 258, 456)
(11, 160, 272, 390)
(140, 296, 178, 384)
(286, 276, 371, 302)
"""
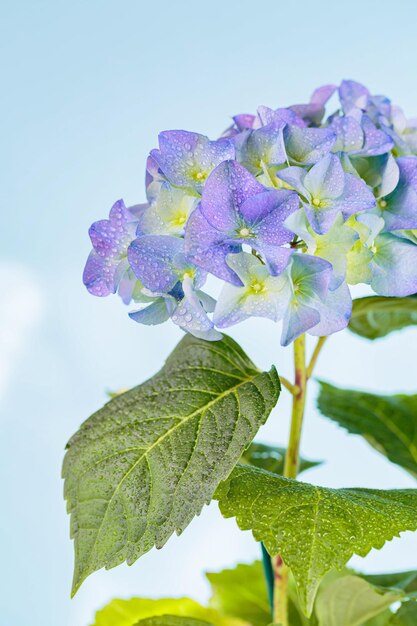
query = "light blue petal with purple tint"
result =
(200, 160, 264, 231)
(276, 166, 310, 198)
(351, 153, 399, 198)
(290, 254, 332, 303)
(137, 183, 197, 236)
(308, 281, 352, 336)
(171, 275, 222, 340)
(279, 253, 333, 346)
(289, 84, 336, 126)
(331, 115, 393, 157)
(213, 253, 292, 328)
(236, 121, 287, 175)
(128, 234, 184, 293)
(83, 199, 139, 299)
(281, 302, 320, 347)
(283, 125, 336, 165)
(184, 205, 242, 285)
(257, 106, 306, 128)
(331, 117, 364, 153)
(129, 298, 171, 325)
(283, 280, 325, 342)
(370, 233, 417, 296)
(303, 153, 345, 199)
(233, 114, 256, 131)
(339, 80, 369, 117)
(375, 157, 417, 231)
(150, 130, 235, 194)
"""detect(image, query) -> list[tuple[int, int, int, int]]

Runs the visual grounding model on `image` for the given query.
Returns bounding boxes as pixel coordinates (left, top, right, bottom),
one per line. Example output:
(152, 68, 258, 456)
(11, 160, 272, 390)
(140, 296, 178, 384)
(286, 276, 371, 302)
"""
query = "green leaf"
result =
(389, 602, 417, 626)
(215, 464, 417, 617)
(92, 597, 247, 626)
(362, 570, 417, 595)
(363, 610, 393, 626)
(317, 383, 417, 478)
(206, 561, 271, 626)
(207, 560, 310, 626)
(315, 574, 403, 626)
(63, 334, 280, 595)
(241, 442, 320, 476)
(134, 617, 212, 626)
(348, 296, 417, 340)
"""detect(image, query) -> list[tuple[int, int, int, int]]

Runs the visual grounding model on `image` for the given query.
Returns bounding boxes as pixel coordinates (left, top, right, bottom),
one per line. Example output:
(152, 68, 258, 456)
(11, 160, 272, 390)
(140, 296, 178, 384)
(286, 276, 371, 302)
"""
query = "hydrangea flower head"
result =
(83, 80, 417, 345)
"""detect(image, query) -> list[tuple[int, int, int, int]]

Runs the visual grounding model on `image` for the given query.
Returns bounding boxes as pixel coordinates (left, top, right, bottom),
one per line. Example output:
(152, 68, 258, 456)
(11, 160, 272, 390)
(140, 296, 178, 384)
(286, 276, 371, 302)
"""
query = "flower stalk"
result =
(273, 334, 308, 625)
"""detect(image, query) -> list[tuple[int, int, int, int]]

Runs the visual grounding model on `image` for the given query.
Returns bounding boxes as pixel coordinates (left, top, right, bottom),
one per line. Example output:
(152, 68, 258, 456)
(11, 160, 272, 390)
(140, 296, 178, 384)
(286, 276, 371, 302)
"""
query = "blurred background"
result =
(2, 1, 417, 624)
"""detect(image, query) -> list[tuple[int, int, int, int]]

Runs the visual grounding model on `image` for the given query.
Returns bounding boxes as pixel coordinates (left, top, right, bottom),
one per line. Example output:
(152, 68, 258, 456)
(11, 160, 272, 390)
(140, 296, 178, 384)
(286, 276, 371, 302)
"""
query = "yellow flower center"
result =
(250, 281, 265, 294)
(239, 227, 251, 237)
(379, 199, 387, 209)
(312, 197, 321, 207)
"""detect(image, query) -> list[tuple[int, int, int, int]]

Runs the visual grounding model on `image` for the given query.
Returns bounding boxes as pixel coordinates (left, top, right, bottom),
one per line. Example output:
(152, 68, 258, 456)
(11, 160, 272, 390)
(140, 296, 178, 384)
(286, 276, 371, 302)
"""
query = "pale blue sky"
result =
(2, 1, 417, 625)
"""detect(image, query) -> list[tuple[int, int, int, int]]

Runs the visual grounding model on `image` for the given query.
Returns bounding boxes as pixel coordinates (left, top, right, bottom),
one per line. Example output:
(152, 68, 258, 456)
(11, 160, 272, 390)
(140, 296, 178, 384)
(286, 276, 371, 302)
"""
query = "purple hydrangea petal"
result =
(332, 115, 393, 157)
(83, 199, 139, 299)
(290, 254, 332, 302)
(88, 199, 137, 257)
(150, 131, 235, 194)
(129, 298, 171, 325)
(289, 84, 336, 126)
(283, 125, 336, 165)
(330, 173, 376, 218)
(83, 251, 114, 297)
(257, 244, 293, 276)
(304, 154, 345, 200)
(237, 121, 287, 174)
(308, 281, 352, 336)
(331, 117, 364, 153)
(233, 114, 256, 131)
(276, 166, 310, 198)
(281, 303, 320, 347)
(339, 80, 369, 116)
(171, 275, 222, 340)
(200, 160, 264, 231)
(280, 253, 333, 345)
(303, 202, 340, 235)
(213, 253, 292, 328)
(377, 157, 417, 231)
(257, 106, 306, 128)
(311, 84, 338, 106)
(358, 115, 394, 156)
(370, 233, 417, 296)
(397, 156, 417, 191)
(184, 206, 242, 285)
(239, 188, 298, 234)
(128, 235, 184, 293)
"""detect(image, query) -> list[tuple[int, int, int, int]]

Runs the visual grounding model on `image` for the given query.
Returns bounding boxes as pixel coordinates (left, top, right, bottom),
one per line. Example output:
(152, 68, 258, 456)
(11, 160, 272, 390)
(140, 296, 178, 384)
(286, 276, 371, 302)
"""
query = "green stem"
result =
(261, 542, 274, 612)
(272, 334, 307, 625)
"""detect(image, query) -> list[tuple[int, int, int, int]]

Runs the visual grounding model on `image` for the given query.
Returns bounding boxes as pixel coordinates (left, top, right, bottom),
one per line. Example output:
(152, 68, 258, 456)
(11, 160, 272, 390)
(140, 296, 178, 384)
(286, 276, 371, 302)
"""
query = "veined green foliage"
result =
(92, 597, 247, 626)
(317, 383, 417, 478)
(63, 335, 280, 595)
(134, 617, 212, 626)
(388, 602, 417, 625)
(315, 574, 403, 626)
(349, 296, 417, 340)
(206, 561, 271, 626)
(215, 464, 417, 617)
(362, 570, 417, 596)
(240, 442, 320, 476)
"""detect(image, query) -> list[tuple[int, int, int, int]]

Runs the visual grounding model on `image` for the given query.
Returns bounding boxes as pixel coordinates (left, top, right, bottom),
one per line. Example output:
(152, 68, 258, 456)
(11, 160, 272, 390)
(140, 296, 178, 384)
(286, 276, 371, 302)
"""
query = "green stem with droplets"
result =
(272, 334, 307, 625)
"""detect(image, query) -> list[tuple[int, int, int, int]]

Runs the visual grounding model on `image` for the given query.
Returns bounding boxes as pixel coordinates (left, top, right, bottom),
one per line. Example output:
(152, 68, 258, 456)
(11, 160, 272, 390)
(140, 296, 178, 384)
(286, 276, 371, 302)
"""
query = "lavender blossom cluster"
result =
(83, 80, 417, 346)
